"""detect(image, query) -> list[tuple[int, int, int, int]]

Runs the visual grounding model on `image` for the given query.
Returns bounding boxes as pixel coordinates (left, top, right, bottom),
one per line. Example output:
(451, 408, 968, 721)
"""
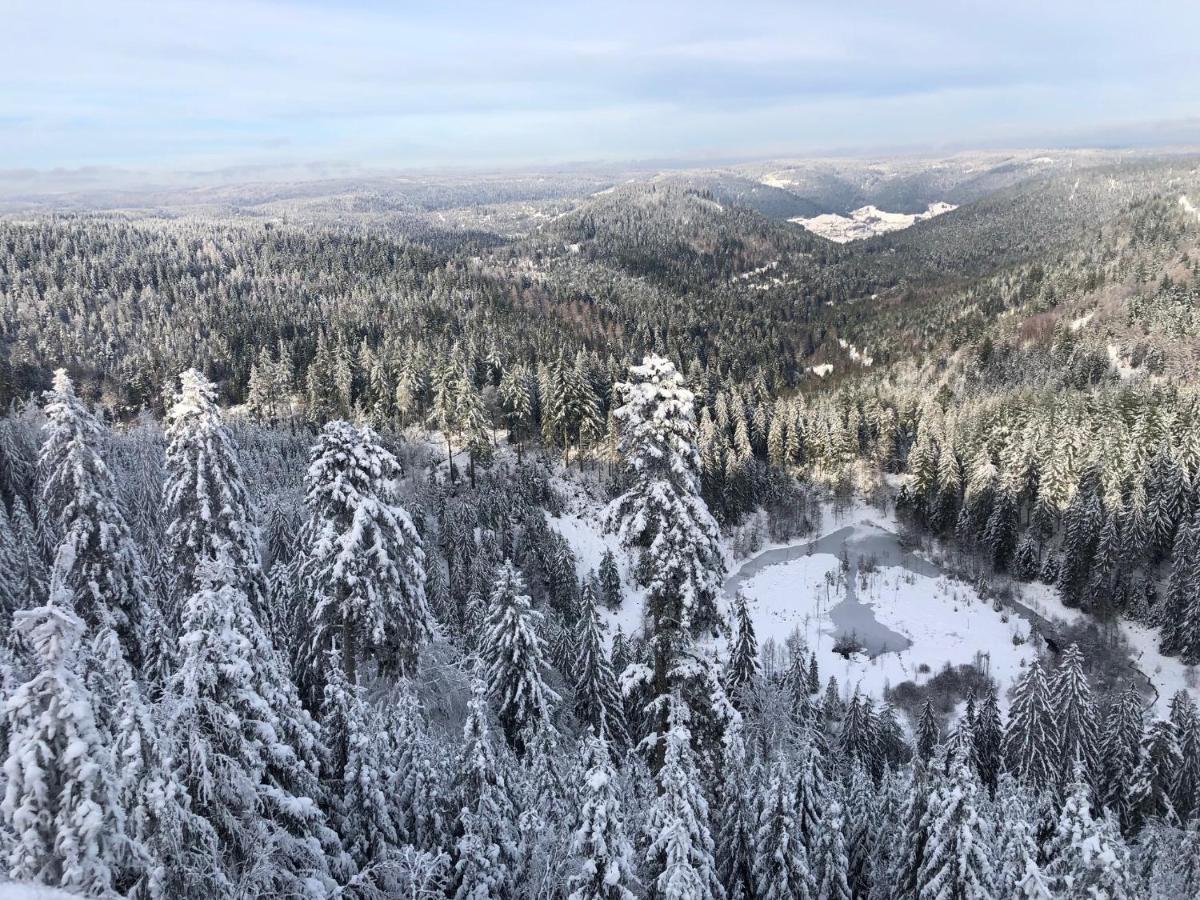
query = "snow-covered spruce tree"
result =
(482, 560, 560, 753)
(813, 797, 852, 900)
(838, 692, 880, 777)
(299, 419, 430, 696)
(753, 757, 815, 900)
(574, 579, 629, 747)
(1003, 659, 1060, 792)
(162, 368, 268, 632)
(843, 761, 879, 898)
(457, 369, 493, 488)
(1050, 644, 1101, 791)
(1101, 685, 1146, 834)
(166, 553, 335, 897)
(716, 728, 758, 900)
(1161, 508, 1200, 662)
(88, 624, 220, 900)
(725, 591, 759, 711)
(1, 605, 129, 896)
(1129, 718, 1184, 830)
(793, 736, 828, 867)
(566, 734, 638, 900)
(916, 698, 940, 761)
(896, 761, 933, 900)
(972, 691, 1003, 795)
(606, 355, 724, 767)
(992, 775, 1046, 898)
(1046, 761, 1135, 899)
(1168, 691, 1200, 822)
(643, 698, 721, 900)
(319, 653, 400, 876)
(38, 368, 155, 672)
(597, 548, 623, 611)
(451, 670, 517, 900)
(915, 742, 996, 900)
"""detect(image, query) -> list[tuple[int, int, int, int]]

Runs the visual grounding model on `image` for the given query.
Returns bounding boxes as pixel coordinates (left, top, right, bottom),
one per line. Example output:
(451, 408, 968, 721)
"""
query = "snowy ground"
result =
(790, 202, 955, 243)
(723, 503, 1034, 710)
(1014, 580, 1198, 715)
(549, 490, 1035, 709)
(547, 476, 1199, 715)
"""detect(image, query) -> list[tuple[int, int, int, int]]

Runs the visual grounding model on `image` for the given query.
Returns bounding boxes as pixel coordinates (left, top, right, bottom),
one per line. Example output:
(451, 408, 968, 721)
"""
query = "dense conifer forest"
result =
(2, 151, 1200, 898)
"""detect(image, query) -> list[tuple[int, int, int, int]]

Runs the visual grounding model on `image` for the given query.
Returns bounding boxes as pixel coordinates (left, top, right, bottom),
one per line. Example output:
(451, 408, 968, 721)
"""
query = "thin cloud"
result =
(2, 0, 1198, 169)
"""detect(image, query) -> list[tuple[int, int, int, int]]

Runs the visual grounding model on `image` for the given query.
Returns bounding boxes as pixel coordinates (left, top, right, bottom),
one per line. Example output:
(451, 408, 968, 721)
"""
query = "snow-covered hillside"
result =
(791, 201, 956, 242)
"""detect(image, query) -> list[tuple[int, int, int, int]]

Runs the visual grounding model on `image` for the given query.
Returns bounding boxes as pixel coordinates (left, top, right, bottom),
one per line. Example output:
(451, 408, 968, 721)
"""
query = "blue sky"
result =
(3, 0, 1199, 171)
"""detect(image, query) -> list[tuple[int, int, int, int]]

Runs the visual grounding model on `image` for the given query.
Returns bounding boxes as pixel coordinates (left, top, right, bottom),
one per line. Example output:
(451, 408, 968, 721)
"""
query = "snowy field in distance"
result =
(790, 202, 956, 243)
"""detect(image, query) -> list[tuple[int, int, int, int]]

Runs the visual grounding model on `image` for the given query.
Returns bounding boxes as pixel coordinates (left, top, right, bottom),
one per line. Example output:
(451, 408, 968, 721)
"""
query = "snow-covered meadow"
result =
(549, 484, 1198, 716)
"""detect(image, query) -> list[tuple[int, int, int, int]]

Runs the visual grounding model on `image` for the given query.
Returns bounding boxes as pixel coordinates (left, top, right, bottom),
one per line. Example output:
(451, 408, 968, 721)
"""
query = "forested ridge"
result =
(2, 153, 1200, 898)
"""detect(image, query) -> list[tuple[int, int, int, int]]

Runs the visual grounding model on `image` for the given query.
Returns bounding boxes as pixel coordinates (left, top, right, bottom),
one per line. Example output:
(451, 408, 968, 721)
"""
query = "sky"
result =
(3, 0, 1200, 173)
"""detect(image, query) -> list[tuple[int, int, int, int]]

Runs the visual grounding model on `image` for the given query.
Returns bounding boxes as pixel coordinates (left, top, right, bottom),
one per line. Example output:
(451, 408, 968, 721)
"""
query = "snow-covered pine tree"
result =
(1161, 509, 1200, 662)
(319, 653, 400, 875)
(1129, 718, 1184, 830)
(972, 691, 1003, 794)
(162, 368, 268, 631)
(896, 761, 933, 900)
(598, 548, 623, 611)
(451, 668, 517, 900)
(566, 734, 638, 900)
(843, 761, 878, 897)
(992, 775, 1046, 899)
(876, 701, 912, 770)
(1050, 644, 1101, 791)
(299, 419, 430, 695)
(166, 553, 335, 897)
(1056, 461, 1104, 608)
(753, 756, 815, 900)
(643, 698, 721, 900)
(725, 591, 759, 711)
(1101, 685, 1146, 834)
(793, 736, 828, 866)
(482, 560, 560, 753)
(915, 742, 996, 900)
(457, 368, 493, 487)
(838, 692, 879, 776)
(606, 355, 724, 767)
(574, 579, 629, 747)
(1003, 659, 1060, 792)
(916, 698, 940, 761)
(1, 605, 129, 896)
(716, 728, 757, 900)
(39, 369, 155, 672)
(1046, 760, 1135, 899)
(813, 797, 853, 900)
(1168, 691, 1200, 821)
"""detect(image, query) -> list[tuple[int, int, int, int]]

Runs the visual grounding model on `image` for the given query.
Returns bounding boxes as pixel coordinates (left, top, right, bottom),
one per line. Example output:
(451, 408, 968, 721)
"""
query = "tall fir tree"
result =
(566, 735, 638, 900)
(574, 579, 629, 747)
(163, 368, 267, 631)
(1, 606, 130, 896)
(482, 561, 560, 753)
(753, 757, 815, 900)
(916, 742, 996, 900)
(606, 355, 724, 769)
(1050, 644, 1101, 791)
(299, 419, 430, 695)
(39, 369, 155, 673)
(643, 699, 721, 900)
(1003, 660, 1060, 792)
(725, 591, 760, 711)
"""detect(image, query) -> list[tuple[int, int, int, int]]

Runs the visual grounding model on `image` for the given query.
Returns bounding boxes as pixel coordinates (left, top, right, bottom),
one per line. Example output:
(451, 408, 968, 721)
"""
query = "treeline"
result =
(0, 359, 1198, 898)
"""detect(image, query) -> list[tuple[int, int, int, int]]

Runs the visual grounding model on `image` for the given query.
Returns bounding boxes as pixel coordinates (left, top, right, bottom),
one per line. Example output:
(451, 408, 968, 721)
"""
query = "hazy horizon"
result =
(5, 0, 1200, 176)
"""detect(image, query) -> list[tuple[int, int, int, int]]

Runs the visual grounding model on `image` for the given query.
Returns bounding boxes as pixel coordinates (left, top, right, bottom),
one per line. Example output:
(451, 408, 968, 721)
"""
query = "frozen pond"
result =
(726, 523, 946, 657)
